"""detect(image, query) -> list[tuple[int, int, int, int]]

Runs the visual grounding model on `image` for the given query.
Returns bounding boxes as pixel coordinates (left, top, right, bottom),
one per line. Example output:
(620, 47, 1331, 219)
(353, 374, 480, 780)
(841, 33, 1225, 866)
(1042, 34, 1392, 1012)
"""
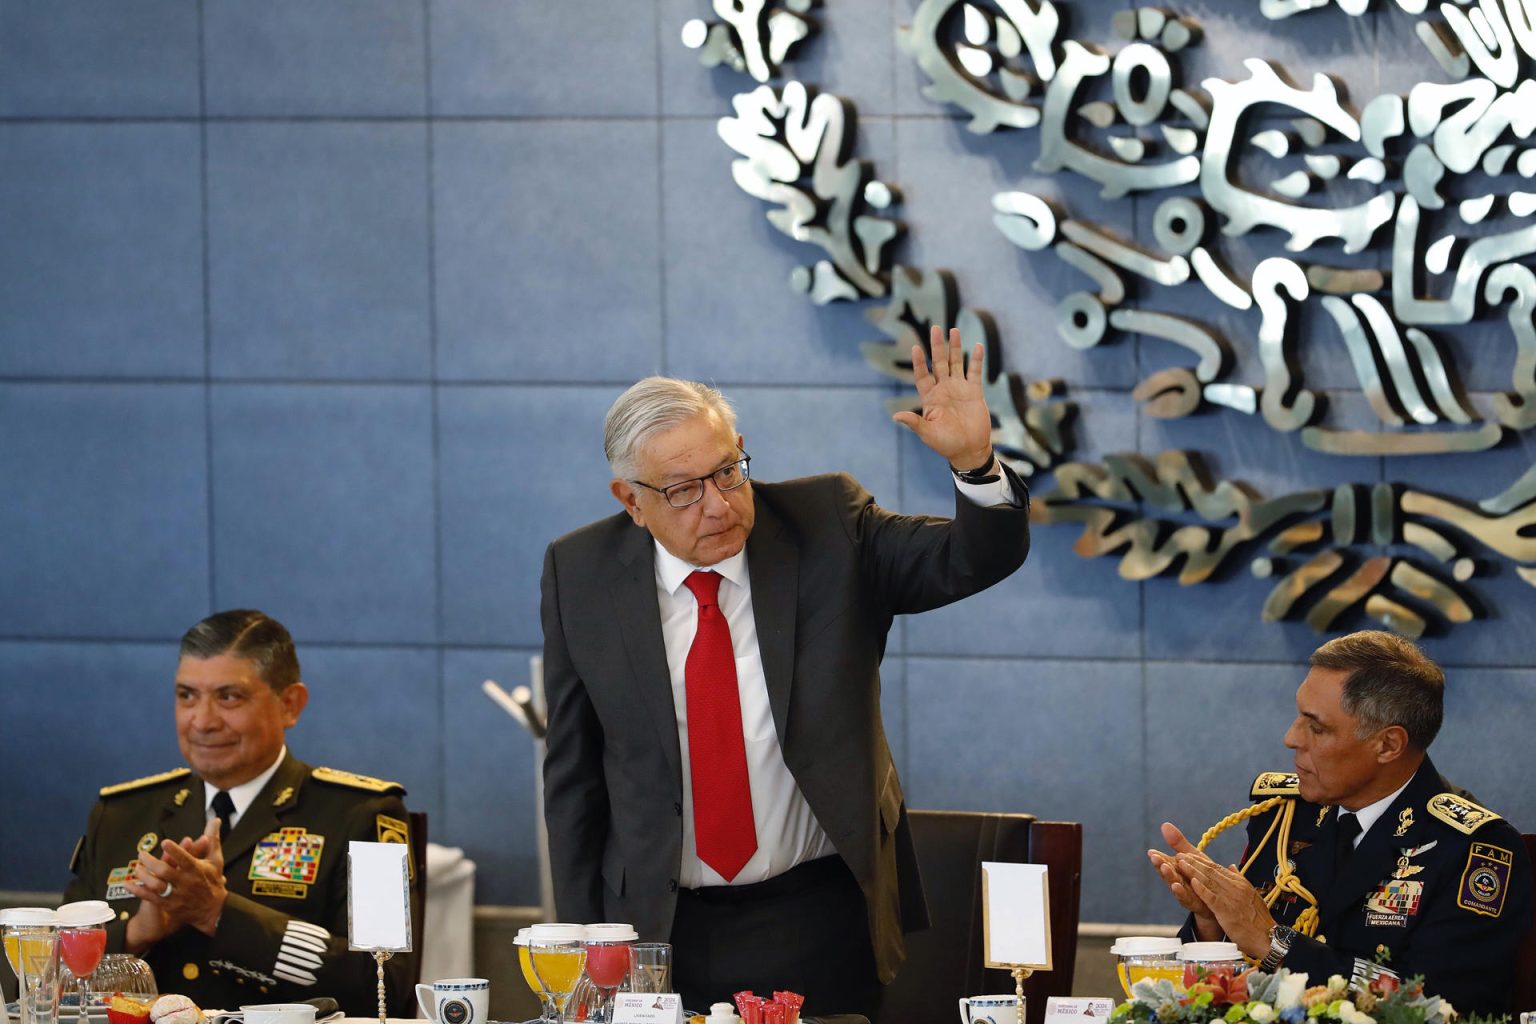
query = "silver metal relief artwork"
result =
(682, 0, 1536, 638)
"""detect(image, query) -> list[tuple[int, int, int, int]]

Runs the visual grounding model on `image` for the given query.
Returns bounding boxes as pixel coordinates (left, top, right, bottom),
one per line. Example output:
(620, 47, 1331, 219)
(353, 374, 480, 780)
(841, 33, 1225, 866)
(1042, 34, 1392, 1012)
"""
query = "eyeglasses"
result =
(631, 452, 751, 509)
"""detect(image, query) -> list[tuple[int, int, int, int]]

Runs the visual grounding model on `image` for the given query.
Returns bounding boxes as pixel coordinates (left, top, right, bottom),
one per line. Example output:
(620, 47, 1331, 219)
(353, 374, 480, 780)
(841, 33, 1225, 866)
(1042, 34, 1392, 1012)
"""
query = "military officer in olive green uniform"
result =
(1149, 631, 1530, 1017)
(62, 610, 421, 1015)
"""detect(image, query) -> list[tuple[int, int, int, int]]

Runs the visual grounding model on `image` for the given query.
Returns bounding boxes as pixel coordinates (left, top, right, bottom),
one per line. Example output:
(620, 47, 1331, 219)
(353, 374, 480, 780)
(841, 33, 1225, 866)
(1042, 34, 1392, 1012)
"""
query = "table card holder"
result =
(348, 841, 413, 1024)
(981, 862, 1052, 1024)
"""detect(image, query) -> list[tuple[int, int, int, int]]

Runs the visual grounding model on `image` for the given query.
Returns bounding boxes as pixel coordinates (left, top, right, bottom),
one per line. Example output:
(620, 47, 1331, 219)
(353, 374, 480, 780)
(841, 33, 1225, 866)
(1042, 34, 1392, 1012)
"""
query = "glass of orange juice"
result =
(528, 924, 587, 1024)
(1109, 936, 1183, 997)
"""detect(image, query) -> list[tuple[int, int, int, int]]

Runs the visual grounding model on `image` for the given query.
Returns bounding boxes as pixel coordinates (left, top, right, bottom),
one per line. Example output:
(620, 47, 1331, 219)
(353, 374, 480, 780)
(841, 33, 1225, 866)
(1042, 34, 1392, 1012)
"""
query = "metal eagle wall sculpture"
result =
(682, 0, 1536, 638)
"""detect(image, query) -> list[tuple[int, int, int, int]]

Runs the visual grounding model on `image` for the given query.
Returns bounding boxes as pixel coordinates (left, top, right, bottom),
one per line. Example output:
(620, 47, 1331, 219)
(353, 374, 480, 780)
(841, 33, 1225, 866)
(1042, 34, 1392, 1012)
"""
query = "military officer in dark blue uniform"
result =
(63, 610, 420, 1014)
(1149, 630, 1530, 1016)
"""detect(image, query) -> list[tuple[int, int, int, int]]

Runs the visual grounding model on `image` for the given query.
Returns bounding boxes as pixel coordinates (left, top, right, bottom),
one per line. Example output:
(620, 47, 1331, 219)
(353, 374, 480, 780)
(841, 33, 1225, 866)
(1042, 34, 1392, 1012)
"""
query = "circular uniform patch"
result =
(1470, 865, 1501, 901)
(138, 833, 159, 854)
(441, 999, 472, 1024)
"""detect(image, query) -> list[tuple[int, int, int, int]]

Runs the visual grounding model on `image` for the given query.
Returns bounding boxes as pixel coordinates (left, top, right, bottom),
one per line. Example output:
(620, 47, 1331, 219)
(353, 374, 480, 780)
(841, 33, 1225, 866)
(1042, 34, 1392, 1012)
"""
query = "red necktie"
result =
(682, 570, 757, 881)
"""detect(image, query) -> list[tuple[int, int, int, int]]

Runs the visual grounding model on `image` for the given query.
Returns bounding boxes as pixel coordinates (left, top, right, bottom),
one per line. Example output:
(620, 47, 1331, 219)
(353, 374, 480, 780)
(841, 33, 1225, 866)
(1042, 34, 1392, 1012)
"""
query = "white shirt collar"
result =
(206, 745, 288, 827)
(1343, 772, 1415, 846)
(653, 541, 750, 595)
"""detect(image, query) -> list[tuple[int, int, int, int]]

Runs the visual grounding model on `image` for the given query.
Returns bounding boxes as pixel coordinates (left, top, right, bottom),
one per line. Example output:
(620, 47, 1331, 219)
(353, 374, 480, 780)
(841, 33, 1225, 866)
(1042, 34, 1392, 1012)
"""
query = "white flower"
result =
(1249, 1004, 1275, 1024)
(1437, 1000, 1456, 1022)
(1337, 1001, 1375, 1024)
(1275, 973, 1310, 1010)
(1327, 976, 1347, 996)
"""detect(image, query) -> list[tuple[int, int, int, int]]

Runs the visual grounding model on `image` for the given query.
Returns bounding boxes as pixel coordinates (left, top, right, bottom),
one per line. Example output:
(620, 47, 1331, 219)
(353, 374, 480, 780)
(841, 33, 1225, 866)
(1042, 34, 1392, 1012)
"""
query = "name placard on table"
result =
(612, 993, 684, 1024)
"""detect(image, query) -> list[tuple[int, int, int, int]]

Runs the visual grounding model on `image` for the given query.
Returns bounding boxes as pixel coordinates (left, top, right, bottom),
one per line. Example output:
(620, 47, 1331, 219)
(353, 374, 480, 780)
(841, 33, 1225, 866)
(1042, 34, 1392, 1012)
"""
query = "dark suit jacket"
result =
(1180, 759, 1531, 1015)
(540, 471, 1030, 983)
(65, 752, 420, 1015)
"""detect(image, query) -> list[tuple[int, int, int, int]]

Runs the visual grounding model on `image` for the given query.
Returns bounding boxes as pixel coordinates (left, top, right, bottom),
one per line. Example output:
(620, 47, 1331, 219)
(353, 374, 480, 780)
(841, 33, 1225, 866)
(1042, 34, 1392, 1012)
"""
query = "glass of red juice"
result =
(56, 901, 114, 1024)
(59, 929, 106, 1024)
(583, 924, 637, 1024)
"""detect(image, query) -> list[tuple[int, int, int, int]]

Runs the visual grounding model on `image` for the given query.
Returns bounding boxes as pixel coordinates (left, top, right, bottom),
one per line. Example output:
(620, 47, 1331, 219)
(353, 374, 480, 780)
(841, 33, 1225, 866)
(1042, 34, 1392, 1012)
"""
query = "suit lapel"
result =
(610, 525, 683, 779)
(220, 752, 308, 866)
(746, 495, 798, 743)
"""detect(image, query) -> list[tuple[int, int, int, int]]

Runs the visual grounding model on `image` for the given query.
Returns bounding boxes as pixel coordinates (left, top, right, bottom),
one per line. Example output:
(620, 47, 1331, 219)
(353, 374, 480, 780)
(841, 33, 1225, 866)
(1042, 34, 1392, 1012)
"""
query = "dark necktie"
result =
(1333, 812, 1361, 876)
(211, 790, 236, 842)
(682, 571, 757, 881)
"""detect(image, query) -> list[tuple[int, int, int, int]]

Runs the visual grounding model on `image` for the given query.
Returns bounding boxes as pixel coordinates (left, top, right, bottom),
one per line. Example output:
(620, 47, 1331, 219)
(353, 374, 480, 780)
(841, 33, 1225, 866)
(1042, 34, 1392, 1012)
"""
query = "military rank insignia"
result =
(1251, 772, 1300, 797)
(1457, 843, 1513, 917)
(249, 827, 324, 899)
(377, 814, 414, 880)
(1364, 879, 1424, 927)
(1393, 807, 1413, 837)
(1427, 793, 1500, 833)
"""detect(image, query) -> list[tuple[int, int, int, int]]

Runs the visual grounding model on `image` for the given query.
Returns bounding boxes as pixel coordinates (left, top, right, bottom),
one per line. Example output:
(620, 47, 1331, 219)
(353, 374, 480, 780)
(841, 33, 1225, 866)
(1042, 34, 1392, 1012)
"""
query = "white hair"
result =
(603, 377, 738, 479)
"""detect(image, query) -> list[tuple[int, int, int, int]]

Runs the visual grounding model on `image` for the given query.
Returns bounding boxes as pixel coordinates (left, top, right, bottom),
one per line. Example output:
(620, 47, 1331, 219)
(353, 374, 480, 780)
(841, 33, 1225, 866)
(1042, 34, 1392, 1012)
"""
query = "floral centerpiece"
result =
(1109, 968, 1510, 1024)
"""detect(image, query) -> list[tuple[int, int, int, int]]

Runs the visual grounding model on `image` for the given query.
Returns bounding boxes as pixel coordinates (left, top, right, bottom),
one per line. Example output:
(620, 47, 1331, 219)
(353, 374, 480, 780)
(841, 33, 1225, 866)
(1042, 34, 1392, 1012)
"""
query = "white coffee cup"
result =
(958, 994, 1023, 1024)
(416, 978, 490, 1024)
(241, 1004, 316, 1024)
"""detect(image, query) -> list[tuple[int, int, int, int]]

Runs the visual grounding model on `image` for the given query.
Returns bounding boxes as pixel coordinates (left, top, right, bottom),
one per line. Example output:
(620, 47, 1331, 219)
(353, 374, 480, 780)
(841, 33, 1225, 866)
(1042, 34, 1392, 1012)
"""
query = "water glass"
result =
(2, 908, 62, 1024)
(625, 943, 672, 995)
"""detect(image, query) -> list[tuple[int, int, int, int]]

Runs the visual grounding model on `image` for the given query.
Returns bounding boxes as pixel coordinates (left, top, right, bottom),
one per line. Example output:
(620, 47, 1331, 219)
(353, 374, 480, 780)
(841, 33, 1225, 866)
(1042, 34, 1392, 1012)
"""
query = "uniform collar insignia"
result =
(1316, 805, 1331, 827)
(1393, 806, 1413, 837)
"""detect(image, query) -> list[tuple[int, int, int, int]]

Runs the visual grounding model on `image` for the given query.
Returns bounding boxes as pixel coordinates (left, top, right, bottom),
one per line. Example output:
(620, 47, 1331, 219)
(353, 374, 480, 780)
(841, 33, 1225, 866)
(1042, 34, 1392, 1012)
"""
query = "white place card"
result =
(981, 861, 1051, 970)
(347, 840, 412, 952)
(613, 993, 684, 1024)
(1045, 997, 1115, 1024)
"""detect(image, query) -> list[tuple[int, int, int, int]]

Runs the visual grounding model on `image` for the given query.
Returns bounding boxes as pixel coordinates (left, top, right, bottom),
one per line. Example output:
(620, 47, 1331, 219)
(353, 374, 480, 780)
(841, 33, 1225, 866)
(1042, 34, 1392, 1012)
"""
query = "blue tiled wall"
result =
(3, 1, 1534, 933)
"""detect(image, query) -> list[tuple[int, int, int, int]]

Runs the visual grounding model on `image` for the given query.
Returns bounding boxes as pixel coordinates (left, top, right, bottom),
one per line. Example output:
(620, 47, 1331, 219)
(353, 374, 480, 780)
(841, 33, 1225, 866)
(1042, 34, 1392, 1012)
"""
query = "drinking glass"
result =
(58, 927, 106, 1024)
(56, 902, 113, 1024)
(2, 909, 61, 1024)
(624, 943, 672, 995)
(514, 929, 554, 1024)
(527, 924, 587, 1024)
(581, 924, 637, 1024)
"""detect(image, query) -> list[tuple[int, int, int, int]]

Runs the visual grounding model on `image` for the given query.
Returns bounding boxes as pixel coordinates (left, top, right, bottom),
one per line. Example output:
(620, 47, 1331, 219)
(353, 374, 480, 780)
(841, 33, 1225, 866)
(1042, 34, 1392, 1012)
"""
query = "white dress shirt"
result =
(655, 469, 1021, 888)
(205, 746, 287, 833)
(1343, 774, 1414, 849)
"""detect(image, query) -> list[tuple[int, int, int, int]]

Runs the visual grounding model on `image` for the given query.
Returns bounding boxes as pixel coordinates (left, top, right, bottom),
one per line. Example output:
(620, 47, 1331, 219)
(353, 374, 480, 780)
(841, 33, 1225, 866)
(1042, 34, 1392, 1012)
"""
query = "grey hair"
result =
(1310, 630, 1445, 751)
(604, 377, 738, 479)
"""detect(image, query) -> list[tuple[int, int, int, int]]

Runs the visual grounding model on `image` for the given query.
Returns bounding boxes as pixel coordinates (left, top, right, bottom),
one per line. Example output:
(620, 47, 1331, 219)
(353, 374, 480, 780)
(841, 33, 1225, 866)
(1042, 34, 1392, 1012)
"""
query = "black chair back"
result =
(881, 811, 1081, 1024)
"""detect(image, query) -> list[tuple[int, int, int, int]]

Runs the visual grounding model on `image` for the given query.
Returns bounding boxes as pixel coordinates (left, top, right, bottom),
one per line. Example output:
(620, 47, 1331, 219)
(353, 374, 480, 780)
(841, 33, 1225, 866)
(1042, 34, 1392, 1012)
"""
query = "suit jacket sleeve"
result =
(844, 464, 1030, 616)
(540, 541, 610, 926)
(204, 793, 419, 1016)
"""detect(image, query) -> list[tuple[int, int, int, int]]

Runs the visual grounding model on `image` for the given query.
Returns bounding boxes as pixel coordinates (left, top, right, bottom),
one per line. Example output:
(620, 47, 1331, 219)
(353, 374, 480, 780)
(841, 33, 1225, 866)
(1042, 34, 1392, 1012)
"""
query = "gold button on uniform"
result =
(183, 964, 199, 981)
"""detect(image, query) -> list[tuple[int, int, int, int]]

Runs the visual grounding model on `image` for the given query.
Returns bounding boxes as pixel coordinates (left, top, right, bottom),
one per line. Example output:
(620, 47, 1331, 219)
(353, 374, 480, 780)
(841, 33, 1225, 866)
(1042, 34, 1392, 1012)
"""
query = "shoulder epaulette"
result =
(99, 767, 191, 798)
(1251, 771, 1300, 799)
(1426, 792, 1502, 834)
(311, 766, 404, 794)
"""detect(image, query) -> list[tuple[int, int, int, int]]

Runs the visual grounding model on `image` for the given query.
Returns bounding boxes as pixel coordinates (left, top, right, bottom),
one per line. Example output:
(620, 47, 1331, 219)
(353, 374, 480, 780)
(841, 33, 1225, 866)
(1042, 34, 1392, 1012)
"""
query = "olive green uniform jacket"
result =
(64, 752, 420, 1016)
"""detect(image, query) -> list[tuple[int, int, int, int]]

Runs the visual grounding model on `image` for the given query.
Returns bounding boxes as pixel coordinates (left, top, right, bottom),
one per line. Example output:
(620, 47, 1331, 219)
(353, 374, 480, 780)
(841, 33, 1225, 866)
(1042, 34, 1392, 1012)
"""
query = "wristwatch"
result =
(951, 451, 1000, 484)
(1258, 924, 1296, 971)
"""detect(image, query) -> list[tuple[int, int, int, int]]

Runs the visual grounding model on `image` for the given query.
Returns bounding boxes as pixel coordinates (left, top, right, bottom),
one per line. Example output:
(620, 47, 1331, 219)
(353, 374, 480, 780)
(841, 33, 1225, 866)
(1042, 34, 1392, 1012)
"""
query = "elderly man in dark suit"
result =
(540, 327, 1031, 1017)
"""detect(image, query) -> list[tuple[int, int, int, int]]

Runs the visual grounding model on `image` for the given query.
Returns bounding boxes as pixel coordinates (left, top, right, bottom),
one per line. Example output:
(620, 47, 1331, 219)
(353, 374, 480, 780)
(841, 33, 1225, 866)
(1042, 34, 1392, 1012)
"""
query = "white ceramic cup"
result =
(958, 994, 1022, 1024)
(241, 1004, 317, 1024)
(416, 978, 490, 1024)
